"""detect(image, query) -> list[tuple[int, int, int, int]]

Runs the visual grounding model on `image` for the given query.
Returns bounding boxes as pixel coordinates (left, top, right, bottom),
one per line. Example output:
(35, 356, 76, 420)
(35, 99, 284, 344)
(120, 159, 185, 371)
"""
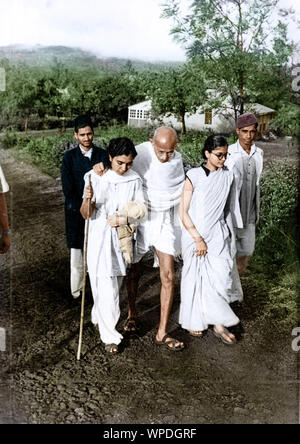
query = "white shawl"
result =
(132, 142, 185, 212)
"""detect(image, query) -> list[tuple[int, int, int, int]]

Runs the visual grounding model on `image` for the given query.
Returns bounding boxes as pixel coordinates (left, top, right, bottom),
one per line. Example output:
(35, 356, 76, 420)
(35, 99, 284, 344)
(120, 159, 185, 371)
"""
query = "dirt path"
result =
(0, 144, 299, 424)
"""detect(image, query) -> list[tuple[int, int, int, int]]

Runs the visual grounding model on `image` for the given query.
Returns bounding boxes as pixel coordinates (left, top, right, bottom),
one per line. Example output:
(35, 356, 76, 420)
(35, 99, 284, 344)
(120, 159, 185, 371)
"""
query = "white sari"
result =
(83, 168, 145, 345)
(179, 166, 240, 332)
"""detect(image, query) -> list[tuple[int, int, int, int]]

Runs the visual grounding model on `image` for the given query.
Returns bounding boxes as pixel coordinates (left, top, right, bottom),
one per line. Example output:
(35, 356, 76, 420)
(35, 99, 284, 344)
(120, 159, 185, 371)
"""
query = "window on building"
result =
(129, 110, 136, 118)
(205, 110, 212, 125)
(144, 111, 150, 119)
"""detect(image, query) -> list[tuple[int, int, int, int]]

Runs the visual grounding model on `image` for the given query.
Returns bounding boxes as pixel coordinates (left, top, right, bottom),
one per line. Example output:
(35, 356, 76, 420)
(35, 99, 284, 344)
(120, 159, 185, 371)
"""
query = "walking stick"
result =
(77, 174, 92, 361)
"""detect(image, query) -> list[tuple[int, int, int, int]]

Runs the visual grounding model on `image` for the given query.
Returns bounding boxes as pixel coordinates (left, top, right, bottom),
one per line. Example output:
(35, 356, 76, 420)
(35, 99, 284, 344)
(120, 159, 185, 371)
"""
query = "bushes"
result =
(1, 131, 31, 149)
(269, 103, 300, 137)
(0, 131, 71, 176)
(2, 125, 235, 174)
(93, 125, 152, 148)
(256, 161, 299, 265)
(20, 136, 71, 174)
(250, 161, 299, 330)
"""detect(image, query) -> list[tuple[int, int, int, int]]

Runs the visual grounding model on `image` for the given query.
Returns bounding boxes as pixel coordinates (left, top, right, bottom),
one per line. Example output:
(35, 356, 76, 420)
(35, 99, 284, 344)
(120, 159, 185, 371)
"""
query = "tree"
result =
(269, 102, 300, 137)
(161, 0, 294, 117)
(68, 69, 146, 126)
(145, 64, 207, 134)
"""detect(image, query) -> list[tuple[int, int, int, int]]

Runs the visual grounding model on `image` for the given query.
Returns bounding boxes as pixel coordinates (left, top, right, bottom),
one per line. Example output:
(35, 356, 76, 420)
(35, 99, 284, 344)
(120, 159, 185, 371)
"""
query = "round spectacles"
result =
(211, 151, 228, 160)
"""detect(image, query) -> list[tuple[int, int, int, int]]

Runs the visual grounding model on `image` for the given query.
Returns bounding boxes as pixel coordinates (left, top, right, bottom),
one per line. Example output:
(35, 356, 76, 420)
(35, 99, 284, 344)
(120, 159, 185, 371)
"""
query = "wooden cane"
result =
(77, 174, 92, 361)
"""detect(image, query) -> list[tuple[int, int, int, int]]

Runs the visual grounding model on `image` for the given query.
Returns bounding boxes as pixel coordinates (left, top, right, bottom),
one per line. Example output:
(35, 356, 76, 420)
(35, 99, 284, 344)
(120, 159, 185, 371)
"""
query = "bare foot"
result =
(189, 330, 203, 337)
(155, 333, 185, 351)
(123, 317, 137, 332)
(213, 326, 236, 345)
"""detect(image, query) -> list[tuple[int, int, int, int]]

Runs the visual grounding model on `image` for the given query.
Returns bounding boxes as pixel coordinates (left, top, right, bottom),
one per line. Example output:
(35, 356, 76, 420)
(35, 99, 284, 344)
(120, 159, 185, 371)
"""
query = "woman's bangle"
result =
(2, 229, 11, 236)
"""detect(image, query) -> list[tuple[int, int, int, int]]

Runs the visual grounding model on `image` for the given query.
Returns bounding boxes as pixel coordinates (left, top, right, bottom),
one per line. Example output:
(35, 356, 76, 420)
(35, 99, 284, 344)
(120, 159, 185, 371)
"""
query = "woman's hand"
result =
(195, 238, 207, 257)
(80, 185, 95, 219)
(84, 185, 93, 201)
(107, 215, 127, 228)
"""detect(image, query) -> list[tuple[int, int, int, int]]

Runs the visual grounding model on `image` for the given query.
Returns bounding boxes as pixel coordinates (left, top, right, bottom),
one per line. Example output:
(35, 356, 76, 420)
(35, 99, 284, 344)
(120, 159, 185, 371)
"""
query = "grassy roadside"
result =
(1, 125, 299, 331)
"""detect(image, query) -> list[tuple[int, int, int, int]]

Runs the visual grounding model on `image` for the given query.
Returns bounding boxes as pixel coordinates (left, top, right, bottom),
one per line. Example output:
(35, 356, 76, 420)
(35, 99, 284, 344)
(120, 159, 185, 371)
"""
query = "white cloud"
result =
(0, 0, 298, 62)
(0, 0, 187, 61)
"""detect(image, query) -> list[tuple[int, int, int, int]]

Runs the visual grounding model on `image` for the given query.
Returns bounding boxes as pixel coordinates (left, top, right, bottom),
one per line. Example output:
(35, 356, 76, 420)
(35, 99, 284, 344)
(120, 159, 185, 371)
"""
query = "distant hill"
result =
(0, 44, 182, 71)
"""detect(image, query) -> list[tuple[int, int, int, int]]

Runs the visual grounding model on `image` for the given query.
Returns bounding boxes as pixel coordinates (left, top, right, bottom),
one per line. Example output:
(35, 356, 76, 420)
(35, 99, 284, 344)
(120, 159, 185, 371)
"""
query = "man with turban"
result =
(226, 113, 263, 301)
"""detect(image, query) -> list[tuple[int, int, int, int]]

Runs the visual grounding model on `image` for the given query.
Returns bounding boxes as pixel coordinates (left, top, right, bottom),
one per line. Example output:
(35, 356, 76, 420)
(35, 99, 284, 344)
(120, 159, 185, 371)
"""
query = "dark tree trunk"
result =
(181, 111, 186, 135)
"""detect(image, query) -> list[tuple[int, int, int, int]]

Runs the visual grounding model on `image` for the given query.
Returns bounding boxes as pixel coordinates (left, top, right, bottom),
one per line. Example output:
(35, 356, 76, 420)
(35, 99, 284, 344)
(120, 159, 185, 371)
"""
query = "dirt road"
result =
(0, 142, 298, 424)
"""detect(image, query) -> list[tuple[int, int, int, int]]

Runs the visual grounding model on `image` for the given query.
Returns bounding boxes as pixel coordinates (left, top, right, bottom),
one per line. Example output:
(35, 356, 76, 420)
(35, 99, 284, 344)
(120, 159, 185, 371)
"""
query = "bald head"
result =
(150, 127, 179, 163)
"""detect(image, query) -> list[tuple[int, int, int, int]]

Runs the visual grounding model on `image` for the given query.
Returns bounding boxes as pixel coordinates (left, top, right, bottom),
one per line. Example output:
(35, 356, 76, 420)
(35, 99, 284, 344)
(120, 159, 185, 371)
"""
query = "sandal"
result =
(123, 317, 137, 332)
(155, 334, 185, 352)
(105, 344, 118, 355)
(213, 327, 236, 345)
(189, 330, 203, 338)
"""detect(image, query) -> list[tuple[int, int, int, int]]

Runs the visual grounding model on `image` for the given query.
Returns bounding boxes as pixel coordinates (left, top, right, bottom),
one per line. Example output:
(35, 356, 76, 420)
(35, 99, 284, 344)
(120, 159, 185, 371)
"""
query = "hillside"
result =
(0, 44, 182, 71)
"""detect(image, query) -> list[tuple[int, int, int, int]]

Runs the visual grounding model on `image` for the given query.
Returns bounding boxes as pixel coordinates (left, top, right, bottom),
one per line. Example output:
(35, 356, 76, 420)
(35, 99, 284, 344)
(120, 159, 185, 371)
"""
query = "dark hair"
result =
(74, 115, 94, 133)
(107, 137, 137, 159)
(202, 135, 228, 159)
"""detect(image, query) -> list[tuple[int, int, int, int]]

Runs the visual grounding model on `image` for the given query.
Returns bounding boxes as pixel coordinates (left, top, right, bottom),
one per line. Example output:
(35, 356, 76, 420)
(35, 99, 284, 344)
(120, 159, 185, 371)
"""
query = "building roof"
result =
(128, 100, 276, 115)
(247, 103, 275, 115)
(128, 100, 152, 111)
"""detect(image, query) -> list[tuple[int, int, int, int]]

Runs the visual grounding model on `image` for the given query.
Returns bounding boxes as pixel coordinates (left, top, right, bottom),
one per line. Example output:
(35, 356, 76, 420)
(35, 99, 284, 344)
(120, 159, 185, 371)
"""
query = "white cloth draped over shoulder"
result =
(179, 167, 240, 332)
(132, 142, 185, 258)
(132, 142, 185, 212)
(83, 168, 145, 279)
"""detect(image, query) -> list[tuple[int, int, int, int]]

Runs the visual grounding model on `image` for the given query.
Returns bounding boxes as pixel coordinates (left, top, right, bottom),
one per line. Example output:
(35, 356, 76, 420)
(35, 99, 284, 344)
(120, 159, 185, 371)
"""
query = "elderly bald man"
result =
(124, 127, 185, 351)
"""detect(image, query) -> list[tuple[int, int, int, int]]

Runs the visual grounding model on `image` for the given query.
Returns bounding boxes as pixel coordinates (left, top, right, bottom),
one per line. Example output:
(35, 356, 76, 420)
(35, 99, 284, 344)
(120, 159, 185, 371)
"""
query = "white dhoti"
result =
(70, 248, 83, 298)
(137, 207, 182, 265)
(91, 276, 124, 345)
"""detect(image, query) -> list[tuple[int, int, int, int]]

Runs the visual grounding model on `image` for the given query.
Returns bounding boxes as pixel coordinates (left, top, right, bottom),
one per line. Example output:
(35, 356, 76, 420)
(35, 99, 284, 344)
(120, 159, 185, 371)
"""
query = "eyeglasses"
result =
(211, 151, 228, 160)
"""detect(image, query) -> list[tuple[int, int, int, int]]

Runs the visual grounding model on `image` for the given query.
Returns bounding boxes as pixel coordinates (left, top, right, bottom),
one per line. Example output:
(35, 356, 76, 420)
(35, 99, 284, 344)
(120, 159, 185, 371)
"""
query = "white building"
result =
(128, 100, 152, 128)
(128, 100, 275, 134)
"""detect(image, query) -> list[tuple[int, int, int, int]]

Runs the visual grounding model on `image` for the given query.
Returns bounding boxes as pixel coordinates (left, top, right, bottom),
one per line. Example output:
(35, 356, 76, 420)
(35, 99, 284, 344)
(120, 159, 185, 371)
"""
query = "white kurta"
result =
(179, 167, 240, 332)
(132, 141, 185, 259)
(225, 141, 263, 226)
(83, 168, 145, 345)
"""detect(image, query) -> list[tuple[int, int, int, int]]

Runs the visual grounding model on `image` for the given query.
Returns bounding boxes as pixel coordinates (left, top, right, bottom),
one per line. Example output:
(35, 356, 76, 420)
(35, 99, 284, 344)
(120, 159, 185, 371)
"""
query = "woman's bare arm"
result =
(179, 178, 207, 257)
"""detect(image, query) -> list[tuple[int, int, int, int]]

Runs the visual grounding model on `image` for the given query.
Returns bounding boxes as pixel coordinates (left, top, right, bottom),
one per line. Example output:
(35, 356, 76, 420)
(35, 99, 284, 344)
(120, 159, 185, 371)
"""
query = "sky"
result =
(0, 0, 299, 62)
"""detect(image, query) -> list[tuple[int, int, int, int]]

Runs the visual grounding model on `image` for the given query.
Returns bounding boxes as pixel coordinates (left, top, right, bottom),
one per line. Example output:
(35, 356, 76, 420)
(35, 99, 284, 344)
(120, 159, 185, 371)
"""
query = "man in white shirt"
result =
(226, 113, 263, 280)
(0, 164, 11, 254)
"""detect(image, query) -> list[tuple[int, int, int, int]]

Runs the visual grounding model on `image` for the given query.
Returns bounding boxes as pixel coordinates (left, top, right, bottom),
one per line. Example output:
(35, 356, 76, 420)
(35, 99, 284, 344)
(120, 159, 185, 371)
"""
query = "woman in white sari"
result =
(81, 138, 146, 355)
(179, 135, 240, 345)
